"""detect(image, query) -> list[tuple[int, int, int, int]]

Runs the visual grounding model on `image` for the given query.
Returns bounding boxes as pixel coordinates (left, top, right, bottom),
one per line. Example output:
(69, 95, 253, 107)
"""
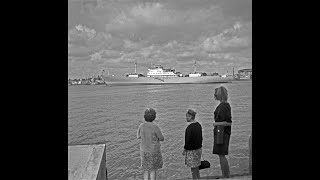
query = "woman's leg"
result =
(195, 167, 200, 179)
(143, 170, 149, 180)
(150, 170, 156, 180)
(191, 167, 199, 179)
(218, 155, 230, 178)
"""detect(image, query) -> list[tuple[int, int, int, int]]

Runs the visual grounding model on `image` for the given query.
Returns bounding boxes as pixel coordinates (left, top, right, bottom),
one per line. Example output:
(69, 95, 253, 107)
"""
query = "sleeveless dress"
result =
(212, 102, 232, 155)
(141, 151, 163, 171)
(138, 122, 163, 171)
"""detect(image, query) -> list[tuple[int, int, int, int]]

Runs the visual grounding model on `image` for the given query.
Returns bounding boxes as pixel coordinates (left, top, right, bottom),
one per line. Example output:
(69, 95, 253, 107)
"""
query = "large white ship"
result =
(102, 63, 234, 86)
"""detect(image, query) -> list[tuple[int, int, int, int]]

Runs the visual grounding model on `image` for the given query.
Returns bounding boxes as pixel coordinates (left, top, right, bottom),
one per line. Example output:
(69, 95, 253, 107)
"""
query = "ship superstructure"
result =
(147, 65, 179, 78)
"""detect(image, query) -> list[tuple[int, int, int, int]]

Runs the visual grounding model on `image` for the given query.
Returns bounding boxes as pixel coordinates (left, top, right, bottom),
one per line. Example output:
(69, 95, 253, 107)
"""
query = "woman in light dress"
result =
(137, 108, 164, 180)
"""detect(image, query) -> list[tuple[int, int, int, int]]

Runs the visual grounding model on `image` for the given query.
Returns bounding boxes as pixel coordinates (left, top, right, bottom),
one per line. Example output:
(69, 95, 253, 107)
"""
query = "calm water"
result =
(68, 81, 252, 179)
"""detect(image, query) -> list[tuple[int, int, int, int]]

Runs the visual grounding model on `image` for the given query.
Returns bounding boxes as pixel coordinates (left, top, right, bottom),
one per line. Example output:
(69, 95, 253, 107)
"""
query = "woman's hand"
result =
(182, 149, 186, 155)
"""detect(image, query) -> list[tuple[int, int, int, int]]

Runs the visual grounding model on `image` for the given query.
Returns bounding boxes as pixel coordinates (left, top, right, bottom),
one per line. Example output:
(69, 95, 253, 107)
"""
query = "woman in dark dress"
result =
(212, 86, 232, 178)
(183, 109, 203, 180)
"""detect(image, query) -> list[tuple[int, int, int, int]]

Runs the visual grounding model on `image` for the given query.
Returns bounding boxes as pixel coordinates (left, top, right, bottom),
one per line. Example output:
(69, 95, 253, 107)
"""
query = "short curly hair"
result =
(144, 108, 156, 122)
(187, 109, 196, 119)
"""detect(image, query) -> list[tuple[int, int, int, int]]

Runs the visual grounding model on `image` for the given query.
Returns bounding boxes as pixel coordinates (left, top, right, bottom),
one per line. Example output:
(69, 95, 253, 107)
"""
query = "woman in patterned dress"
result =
(212, 86, 232, 178)
(183, 109, 203, 180)
(137, 108, 164, 180)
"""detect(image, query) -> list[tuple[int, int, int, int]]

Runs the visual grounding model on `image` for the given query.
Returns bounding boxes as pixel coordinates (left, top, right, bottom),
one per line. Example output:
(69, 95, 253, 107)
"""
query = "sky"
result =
(68, 0, 252, 79)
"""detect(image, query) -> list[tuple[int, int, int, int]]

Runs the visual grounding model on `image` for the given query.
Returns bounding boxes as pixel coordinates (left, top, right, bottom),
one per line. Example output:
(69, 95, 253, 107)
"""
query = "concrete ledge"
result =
(68, 136, 252, 180)
(68, 144, 107, 180)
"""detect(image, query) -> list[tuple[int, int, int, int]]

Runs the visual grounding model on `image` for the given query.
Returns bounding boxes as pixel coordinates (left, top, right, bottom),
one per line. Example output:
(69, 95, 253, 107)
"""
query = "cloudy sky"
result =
(68, 0, 252, 79)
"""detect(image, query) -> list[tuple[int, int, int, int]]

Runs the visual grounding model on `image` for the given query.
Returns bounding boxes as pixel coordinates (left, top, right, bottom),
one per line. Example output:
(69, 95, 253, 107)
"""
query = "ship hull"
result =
(102, 76, 234, 86)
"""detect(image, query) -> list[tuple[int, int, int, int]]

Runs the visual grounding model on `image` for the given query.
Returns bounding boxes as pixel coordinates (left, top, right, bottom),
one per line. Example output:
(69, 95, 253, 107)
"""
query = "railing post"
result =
(249, 134, 252, 175)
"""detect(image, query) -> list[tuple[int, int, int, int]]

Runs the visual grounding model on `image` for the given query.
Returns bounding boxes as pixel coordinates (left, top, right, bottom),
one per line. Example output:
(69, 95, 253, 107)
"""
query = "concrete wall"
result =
(96, 146, 107, 180)
(68, 144, 107, 180)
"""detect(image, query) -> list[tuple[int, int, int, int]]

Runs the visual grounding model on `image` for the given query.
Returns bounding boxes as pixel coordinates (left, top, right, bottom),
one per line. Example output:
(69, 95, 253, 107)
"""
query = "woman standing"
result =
(137, 108, 164, 180)
(183, 109, 203, 180)
(212, 86, 232, 179)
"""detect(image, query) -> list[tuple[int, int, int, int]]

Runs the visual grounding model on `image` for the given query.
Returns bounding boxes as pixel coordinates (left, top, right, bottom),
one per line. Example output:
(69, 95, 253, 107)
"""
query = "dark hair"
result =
(187, 109, 196, 119)
(144, 108, 156, 122)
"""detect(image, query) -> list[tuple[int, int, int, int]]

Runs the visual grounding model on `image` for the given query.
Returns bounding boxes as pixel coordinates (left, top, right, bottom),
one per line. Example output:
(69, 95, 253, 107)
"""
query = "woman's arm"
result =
(155, 126, 164, 141)
(182, 149, 186, 155)
(184, 126, 191, 150)
(215, 103, 232, 126)
(213, 121, 232, 126)
(137, 124, 141, 139)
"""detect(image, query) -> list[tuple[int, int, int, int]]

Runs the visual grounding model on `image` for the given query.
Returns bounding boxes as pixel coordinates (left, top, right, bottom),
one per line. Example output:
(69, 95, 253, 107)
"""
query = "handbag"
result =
(199, 155, 210, 170)
(216, 125, 224, 144)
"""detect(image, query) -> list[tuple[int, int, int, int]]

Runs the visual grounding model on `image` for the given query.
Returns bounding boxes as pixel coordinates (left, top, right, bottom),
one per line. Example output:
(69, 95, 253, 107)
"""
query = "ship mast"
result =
(172, 62, 177, 71)
(134, 63, 137, 74)
(102, 68, 109, 76)
(193, 61, 197, 73)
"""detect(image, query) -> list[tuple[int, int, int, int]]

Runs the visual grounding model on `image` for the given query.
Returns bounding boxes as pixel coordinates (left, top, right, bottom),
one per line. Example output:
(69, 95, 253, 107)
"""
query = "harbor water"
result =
(68, 81, 252, 179)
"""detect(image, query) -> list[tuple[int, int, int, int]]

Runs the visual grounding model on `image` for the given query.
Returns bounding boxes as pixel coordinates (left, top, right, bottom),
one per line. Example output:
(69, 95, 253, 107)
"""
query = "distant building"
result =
(211, 72, 219, 76)
(238, 68, 252, 76)
(237, 68, 252, 79)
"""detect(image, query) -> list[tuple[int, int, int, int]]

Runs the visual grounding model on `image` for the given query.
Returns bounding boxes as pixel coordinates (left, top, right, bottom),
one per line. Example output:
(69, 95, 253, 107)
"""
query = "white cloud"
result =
(104, 2, 225, 41)
(130, 3, 173, 26)
(74, 24, 96, 39)
(233, 21, 242, 30)
(123, 39, 145, 50)
(90, 51, 102, 61)
(140, 45, 155, 57)
(102, 49, 122, 59)
(177, 51, 195, 58)
(203, 22, 250, 53)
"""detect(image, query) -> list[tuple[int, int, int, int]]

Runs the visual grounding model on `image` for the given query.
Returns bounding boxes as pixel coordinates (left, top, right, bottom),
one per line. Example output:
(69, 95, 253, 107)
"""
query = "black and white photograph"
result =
(68, 0, 252, 179)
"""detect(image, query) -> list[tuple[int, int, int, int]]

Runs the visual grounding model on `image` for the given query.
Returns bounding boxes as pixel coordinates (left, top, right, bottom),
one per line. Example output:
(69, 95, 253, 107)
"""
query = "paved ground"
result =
(218, 175, 251, 180)
(129, 175, 252, 180)
(176, 174, 252, 180)
(198, 175, 252, 180)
